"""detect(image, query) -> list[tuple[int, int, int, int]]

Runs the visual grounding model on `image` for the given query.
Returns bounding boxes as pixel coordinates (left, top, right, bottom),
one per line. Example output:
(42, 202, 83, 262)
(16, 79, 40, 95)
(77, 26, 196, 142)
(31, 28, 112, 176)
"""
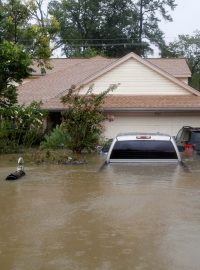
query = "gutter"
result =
(47, 107, 200, 113)
(103, 107, 200, 112)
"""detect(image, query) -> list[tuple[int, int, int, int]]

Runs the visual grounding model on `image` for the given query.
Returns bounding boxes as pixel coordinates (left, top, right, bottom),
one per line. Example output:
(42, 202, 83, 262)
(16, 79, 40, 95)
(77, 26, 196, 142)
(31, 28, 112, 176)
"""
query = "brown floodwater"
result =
(0, 152, 200, 270)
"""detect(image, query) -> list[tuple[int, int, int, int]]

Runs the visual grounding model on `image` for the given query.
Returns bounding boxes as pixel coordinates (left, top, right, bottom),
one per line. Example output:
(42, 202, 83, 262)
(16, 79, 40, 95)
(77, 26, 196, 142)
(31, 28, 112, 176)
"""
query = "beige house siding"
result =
(103, 112, 200, 138)
(80, 58, 191, 96)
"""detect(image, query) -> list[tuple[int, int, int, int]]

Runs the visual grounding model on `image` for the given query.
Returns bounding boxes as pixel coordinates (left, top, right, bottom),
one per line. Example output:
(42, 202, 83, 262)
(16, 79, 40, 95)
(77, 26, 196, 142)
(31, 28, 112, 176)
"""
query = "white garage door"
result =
(103, 113, 200, 138)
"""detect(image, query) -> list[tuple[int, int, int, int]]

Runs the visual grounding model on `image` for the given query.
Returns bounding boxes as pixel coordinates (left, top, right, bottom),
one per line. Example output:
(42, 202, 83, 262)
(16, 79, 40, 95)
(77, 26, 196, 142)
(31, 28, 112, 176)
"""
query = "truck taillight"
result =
(184, 143, 193, 151)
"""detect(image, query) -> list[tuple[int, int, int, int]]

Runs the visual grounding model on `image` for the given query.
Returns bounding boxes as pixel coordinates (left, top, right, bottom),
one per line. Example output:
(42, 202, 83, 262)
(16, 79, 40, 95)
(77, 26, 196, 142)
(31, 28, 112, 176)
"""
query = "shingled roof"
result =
(42, 95, 200, 112)
(18, 56, 116, 104)
(30, 56, 191, 78)
(146, 58, 191, 78)
(18, 53, 200, 112)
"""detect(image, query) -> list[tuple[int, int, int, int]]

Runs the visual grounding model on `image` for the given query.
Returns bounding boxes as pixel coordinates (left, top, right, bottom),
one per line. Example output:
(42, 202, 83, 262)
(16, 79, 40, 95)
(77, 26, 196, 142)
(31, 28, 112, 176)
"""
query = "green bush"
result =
(0, 102, 47, 153)
(40, 125, 69, 149)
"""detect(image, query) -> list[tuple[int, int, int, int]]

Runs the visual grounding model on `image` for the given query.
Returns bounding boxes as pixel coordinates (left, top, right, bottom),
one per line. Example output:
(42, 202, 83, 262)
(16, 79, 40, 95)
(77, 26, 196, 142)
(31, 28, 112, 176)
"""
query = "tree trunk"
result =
(73, 149, 82, 160)
(138, 0, 143, 56)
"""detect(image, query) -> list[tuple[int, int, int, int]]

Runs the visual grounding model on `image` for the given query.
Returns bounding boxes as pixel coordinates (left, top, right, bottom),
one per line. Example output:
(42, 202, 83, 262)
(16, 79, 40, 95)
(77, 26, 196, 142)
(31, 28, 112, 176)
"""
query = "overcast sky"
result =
(160, 0, 199, 42)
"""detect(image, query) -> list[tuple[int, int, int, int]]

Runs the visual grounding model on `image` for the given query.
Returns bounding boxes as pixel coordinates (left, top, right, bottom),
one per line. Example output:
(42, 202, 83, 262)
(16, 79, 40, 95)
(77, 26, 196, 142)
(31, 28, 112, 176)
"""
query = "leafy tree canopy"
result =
(49, 0, 176, 57)
(134, 0, 177, 55)
(0, 40, 32, 107)
(160, 31, 200, 89)
(0, 0, 60, 71)
(0, 0, 30, 43)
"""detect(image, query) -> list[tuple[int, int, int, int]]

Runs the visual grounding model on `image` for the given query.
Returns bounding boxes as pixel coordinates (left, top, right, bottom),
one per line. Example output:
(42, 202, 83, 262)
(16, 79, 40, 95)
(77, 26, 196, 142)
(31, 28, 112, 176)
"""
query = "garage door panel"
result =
(104, 114, 200, 138)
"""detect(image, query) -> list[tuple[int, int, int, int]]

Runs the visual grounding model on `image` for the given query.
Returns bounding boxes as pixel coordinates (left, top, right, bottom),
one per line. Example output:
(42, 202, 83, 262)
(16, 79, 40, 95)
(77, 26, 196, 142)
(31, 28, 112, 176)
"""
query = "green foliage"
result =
(160, 31, 200, 90)
(40, 125, 69, 149)
(0, 0, 30, 43)
(49, 0, 138, 57)
(133, 0, 177, 56)
(72, 48, 103, 58)
(49, 0, 176, 57)
(191, 73, 200, 91)
(0, 0, 59, 72)
(0, 40, 32, 107)
(60, 84, 117, 156)
(1, 0, 177, 58)
(0, 102, 47, 153)
(24, 0, 60, 71)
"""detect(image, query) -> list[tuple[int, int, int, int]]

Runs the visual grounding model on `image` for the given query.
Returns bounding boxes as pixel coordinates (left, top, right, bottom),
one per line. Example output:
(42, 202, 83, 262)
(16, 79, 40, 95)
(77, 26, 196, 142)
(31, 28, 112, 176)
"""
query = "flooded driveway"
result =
(0, 153, 200, 270)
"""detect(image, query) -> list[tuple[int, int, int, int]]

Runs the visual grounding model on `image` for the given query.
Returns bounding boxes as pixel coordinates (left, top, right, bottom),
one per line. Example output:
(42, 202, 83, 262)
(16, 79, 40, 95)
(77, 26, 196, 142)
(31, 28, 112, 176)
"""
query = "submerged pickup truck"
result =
(106, 133, 181, 163)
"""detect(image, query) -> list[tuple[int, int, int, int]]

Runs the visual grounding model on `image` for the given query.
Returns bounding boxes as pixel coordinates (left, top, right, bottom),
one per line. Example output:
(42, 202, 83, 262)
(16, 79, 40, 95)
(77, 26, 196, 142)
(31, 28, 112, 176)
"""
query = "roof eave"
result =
(46, 107, 200, 113)
(103, 107, 200, 112)
(175, 75, 191, 78)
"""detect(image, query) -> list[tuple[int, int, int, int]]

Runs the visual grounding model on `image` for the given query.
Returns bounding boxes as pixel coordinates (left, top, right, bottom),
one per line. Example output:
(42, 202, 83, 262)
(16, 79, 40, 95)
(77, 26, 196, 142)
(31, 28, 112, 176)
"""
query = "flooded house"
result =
(18, 52, 200, 138)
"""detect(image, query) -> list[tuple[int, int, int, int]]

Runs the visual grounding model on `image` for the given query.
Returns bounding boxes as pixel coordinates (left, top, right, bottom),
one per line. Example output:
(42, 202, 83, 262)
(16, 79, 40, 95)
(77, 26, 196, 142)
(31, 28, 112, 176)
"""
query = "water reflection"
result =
(0, 154, 200, 269)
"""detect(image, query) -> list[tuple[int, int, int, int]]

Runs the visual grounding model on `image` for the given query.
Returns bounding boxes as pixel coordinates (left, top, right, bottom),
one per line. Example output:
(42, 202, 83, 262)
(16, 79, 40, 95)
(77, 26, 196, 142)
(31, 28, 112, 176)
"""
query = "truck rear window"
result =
(190, 131, 200, 144)
(110, 140, 178, 159)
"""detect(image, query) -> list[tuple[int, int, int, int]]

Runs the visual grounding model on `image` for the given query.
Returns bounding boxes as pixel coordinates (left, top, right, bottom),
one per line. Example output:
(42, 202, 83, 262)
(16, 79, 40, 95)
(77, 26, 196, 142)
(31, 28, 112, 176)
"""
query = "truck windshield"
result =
(110, 140, 178, 159)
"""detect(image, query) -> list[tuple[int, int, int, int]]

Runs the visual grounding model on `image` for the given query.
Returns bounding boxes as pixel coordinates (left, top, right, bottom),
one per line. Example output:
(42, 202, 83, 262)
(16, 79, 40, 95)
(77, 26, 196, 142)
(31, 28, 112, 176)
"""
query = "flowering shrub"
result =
(60, 84, 117, 156)
(0, 102, 47, 152)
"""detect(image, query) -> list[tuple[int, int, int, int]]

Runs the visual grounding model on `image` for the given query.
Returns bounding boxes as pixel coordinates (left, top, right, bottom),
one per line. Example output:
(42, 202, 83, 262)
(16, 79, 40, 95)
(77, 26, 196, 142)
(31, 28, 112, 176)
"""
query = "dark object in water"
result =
(6, 156, 25, 180)
(6, 171, 25, 180)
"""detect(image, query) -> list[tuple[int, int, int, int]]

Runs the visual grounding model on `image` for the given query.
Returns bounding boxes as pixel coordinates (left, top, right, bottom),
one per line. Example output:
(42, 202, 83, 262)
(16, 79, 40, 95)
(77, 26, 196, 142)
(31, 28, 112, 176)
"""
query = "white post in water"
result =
(17, 157, 24, 172)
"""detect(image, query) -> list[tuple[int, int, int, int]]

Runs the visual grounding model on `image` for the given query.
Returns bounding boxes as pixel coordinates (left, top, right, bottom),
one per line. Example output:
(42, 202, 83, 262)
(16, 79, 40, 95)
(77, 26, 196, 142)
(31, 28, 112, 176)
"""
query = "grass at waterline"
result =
(0, 148, 90, 165)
